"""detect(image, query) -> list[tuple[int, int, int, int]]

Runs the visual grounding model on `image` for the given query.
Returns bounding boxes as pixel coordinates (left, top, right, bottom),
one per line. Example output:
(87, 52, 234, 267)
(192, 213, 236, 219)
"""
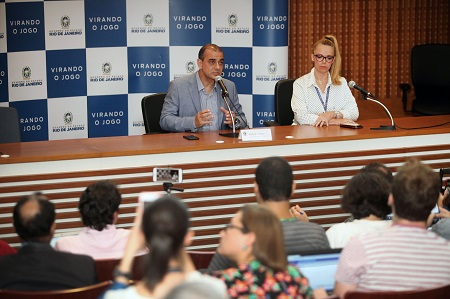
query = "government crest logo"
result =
(22, 66, 32, 80)
(228, 14, 238, 27)
(63, 112, 73, 125)
(102, 62, 112, 75)
(143, 14, 154, 26)
(268, 62, 277, 74)
(186, 61, 195, 73)
(61, 16, 70, 29)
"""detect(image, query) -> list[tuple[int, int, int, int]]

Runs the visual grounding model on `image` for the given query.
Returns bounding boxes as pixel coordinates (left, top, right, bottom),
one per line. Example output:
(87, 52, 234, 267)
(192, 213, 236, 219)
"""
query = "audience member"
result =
(291, 35, 359, 127)
(0, 193, 97, 291)
(160, 43, 248, 132)
(207, 156, 330, 271)
(212, 204, 316, 299)
(334, 159, 450, 298)
(55, 180, 131, 259)
(326, 171, 392, 248)
(360, 161, 393, 184)
(101, 195, 226, 299)
(0, 239, 16, 256)
(431, 188, 450, 240)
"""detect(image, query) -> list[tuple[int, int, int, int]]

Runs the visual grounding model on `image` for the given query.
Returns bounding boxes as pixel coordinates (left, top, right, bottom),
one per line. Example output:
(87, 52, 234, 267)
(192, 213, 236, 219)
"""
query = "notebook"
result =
(288, 248, 342, 293)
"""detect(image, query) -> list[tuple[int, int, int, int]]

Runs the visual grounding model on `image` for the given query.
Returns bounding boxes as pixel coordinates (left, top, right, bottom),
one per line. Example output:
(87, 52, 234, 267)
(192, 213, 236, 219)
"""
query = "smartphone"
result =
(431, 203, 440, 214)
(183, 135, 199, 140)
(153, 167, 183, 183)
(138, 191, 164, 209)
(340, 123, 363, 129)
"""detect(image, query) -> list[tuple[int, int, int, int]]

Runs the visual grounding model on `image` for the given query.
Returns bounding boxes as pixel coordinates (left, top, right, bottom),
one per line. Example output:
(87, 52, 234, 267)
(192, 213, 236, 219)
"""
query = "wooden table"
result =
(1, 115, 450, 249)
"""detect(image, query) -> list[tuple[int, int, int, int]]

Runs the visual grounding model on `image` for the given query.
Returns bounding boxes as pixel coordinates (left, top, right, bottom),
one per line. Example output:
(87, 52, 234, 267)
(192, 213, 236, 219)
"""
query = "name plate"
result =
(239, 128, 273, 141)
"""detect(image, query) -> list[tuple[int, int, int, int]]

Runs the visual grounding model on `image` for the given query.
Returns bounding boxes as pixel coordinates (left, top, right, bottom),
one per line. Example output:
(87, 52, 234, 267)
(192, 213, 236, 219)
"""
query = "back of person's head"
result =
(392, 159, 440, 221)
(341, 171, 391, 219)
(255, 156, 293, 202)
(313, 34, 342, 85)
(163, 281, 227, 299)
(142, 195, 190, 291)
(78, 180, 121, 231)
(241, 204, 287, 272)
(13, 193, 55, 242)
(361, 162, 393, 184)
(198, 43, 223, 60)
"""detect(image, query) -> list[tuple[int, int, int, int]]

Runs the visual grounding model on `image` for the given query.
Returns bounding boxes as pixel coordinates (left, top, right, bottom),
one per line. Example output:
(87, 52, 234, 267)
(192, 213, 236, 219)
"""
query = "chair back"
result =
(0, 280, 112, 299)
(0, 107, 21, 143)
(95, 254, 146, 282)
(187, 250, 215, 271)
(274, 78, 295, 125)
(344, 283, 450, 299)
(410, 44, 450, 115)
(141, 93, 168, 134)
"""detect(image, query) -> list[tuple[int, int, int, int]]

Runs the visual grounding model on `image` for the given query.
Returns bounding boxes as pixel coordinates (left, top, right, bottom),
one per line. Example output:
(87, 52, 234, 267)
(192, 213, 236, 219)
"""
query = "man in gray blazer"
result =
(160, 44, 248, 132)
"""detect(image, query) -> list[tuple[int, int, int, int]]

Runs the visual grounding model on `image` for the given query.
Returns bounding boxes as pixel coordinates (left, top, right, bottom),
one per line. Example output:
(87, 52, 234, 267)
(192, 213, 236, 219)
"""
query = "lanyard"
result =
(314, 85, 330, 111)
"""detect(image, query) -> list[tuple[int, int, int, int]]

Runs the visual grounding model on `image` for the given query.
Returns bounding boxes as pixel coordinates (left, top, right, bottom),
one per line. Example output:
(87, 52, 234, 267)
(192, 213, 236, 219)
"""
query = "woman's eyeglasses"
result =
(314, 54, 335, 63)
(224, 223, 250, 233)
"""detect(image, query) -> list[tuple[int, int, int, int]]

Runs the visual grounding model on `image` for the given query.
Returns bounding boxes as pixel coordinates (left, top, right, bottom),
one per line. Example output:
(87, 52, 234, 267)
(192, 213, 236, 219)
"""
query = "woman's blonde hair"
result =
(313, 35, 342, 85)
(240, 204, 287, 272)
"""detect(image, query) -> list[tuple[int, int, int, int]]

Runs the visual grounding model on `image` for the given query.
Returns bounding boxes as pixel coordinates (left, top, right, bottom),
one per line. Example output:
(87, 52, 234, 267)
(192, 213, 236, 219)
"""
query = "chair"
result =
(399, 44, 450, 116)
(187, 250, 215, 270)
(344, 283, 450, 299)
(0, 280, 112, 299)
(274, 78, 295, 125)
(141, 93, 169, 134)
(95, 254, 146, 282)
(0, 107, 21, 143)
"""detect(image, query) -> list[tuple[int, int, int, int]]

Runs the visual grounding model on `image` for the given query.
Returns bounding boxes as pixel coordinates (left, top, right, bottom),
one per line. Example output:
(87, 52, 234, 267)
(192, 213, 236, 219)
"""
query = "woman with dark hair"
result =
(326, 171, 392, 248)
(291, 35, 359, 127)
(55, 180, 131, 259)
(102, 195, 226, 299)
(212, 204, 315, 299)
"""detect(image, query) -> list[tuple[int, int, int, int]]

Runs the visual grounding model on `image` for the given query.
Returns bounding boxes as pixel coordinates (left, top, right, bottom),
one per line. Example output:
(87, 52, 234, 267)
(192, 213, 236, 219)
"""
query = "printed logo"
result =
(268, 62, 277, 74)
(102, 62, 112, 75)
(186, 61, 196, 73)
(63, 111, 73, 125)
(22, 66, 32, 80)
(143, 14, 154, 26)
(228, 14, 238, 27)
(61, 15, 70, 29)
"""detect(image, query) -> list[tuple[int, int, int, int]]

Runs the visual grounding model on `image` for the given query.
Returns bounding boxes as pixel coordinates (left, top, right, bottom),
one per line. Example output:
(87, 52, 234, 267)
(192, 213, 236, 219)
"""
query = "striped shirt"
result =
(291, 68, 359, 125)
(335, 225, 450, 291)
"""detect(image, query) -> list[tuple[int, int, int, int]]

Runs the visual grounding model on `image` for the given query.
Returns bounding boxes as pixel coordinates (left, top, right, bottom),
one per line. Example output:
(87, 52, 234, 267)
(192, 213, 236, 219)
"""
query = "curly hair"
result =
(341, 172, 391, 219)
(78, 180, 121, 231)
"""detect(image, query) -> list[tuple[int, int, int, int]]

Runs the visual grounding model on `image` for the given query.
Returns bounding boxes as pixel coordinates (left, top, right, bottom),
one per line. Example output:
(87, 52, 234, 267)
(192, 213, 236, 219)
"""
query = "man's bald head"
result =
(13, 193, 55, 243)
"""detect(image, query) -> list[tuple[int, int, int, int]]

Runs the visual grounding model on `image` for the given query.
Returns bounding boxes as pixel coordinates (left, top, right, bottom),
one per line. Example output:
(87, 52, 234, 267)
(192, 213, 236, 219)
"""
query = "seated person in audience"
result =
(207, 156, 330, 271)
(291, 35, 359, 127)
(431, 187, 450, 240)
(55, 180, 132, 259)
(0, 193, 97, 291)
(326, 171, 392, 248)
(101, 195, 226, 299)
(0, 239, 16, 256)
(160, 43, 248, 132)
(211, 204, 321, 299)
(334, 159, 450, 298)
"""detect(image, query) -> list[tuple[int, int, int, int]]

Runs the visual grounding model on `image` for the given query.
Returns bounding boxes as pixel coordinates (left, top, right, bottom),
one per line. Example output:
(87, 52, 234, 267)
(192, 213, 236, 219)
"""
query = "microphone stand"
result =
(363, 93, 396, 130)
(219, 91, 240, 138)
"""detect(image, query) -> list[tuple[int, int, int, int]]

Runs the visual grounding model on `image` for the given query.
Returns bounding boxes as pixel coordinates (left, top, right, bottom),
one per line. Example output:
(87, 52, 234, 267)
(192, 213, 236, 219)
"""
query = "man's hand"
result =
(220, 107, 236, 125)
(194, 109, 213, 128)
(289, 204, 309, 222)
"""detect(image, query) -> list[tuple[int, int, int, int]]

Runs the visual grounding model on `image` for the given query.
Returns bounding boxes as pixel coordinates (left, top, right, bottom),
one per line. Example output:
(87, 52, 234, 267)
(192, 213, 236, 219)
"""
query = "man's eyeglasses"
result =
(224, 223, 250, 233)
(314, 54, 335, 63)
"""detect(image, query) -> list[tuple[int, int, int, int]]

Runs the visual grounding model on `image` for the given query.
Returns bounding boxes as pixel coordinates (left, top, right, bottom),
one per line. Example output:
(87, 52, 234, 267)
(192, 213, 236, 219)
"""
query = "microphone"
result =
(349, 80, 396, 131)
(215, 76, 229, 96)
(348, 81, 374, 98)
